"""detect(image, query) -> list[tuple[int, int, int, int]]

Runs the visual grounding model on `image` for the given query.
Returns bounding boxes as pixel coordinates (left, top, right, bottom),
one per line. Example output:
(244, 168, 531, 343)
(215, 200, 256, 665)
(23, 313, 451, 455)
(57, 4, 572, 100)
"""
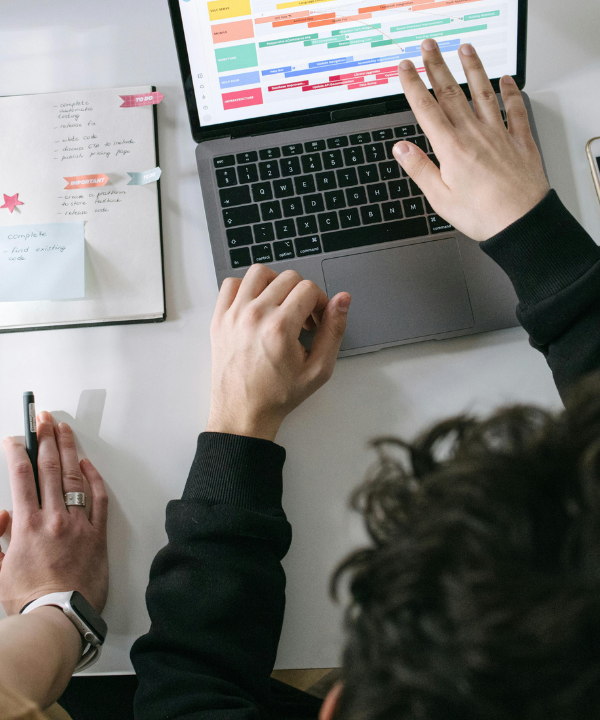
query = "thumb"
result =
(392, 140, 445, 204)
(308, 293, 351, 378)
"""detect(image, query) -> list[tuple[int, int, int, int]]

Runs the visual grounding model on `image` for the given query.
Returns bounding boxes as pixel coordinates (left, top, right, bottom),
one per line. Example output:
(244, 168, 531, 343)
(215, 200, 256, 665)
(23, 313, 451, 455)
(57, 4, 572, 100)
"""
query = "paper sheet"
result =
(0, 222, 85, 302)
(0, 86, 164, 329)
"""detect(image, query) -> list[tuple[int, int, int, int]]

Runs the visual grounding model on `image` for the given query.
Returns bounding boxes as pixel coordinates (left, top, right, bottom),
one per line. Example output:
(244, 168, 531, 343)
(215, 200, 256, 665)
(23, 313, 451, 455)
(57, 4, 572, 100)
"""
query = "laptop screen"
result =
(177, 0, 520, 129)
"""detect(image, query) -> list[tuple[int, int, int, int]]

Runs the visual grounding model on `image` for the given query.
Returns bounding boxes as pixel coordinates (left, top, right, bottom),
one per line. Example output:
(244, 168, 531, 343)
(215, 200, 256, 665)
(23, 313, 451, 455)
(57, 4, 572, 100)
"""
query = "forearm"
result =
(0, 606, 82, 710)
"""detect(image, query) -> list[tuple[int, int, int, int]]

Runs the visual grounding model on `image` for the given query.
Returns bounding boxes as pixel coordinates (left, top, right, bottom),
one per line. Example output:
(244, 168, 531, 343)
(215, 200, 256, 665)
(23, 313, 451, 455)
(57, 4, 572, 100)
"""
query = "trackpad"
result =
(322, 238, 474, 351)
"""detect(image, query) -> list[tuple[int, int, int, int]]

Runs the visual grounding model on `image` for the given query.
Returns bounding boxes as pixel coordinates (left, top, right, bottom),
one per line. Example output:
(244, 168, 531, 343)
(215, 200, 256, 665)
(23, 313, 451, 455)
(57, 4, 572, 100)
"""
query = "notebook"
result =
(0, 85, 165, 332)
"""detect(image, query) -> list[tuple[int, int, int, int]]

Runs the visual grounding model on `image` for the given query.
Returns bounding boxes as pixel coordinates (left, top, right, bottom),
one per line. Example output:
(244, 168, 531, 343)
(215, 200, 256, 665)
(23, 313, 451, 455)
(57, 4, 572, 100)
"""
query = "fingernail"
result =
(38, 411, 52, 424)
(460, 43, 475, 55)
(81, 458, 91, 467)
(501, 75, 515, 85)
(337, 295, 351, 313)
(57, 422, 70, 434)
(393, 142, 412, 159)
(399, 59, 414, 71)
(422, 38, 437, 51)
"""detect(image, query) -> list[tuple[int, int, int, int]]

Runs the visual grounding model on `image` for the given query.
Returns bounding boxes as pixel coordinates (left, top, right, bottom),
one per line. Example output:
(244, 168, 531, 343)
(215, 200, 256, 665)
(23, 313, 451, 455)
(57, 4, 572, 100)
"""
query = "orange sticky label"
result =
(64, 173, 109, 190)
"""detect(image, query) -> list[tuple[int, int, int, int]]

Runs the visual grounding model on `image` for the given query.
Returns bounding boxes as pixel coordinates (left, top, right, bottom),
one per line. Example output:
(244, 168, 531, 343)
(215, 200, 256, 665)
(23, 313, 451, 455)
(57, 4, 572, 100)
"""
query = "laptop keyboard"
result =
(214, 123, 458, 269)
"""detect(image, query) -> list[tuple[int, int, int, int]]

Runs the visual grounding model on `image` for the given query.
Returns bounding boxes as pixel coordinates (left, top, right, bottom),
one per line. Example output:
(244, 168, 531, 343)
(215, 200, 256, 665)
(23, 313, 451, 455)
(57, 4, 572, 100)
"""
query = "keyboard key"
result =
(350, 132, 371, 144)
(379, 160, 401, 180)
(280, 157, 302, 176)
(360, 204, 382, 224)
(260, 200, 282, 220)
(346, 186, 367, 206)
(409, 180, 422, 196)
(252, 244, 273, 264)
(424, 197, 434, 214)
(220, 185, 251, 207)
(275, 219, 296, 239)
(382, 201, 403, 221)
(327, 135, 349, 148)
(273, 178, 295, 198)
(324, 190, 346, 210)
(230, 247, 252, 268)
(372, 128, 393, 141)
(223, 204, 260, 227)
(339, 207, 361, 228)
(409, 136, 428, 153)
(322, 217, 428, 252)
(316, 171, 337, 190)
(343, 147, 364, 165)
(294, 175, 316, 194)
(365, 143, 385, 163)
(428, 153, 440, 168)
(336, 168, 358, 188)
(214, 155, 235, 168)
(236, 151, 258, 164)
(295, 236, 322, 257)
(251, 182, 273, 202)
(388, 179, 410, 199)
(305, 139, 326, 152)
(323, 150, 343, 169)
(237, 164, 258, 184)
(259, 147, 281, 160)
(367, 183, 388, 203)
(385, 140, 397, 159)
(282, 143, 303, 156)
(253, 223, 275, 243)
(403, 197, 424, 217)
(273, 239, 295, 260)
(259, 161, 280, 180)
(358, 164, 379, 184)
(226, 226, 253, 248)
(318, 212, 339, 232)
(394, 124, 415, 138)
(301, 154, 323, 173)
(417, 124, 423, 134)
(428, 214, 454, 233)
(216, 168, 237, 188)
(303, 194, 325, 213)
(297, 215, 318, 235)
(282, 197, 304, 217)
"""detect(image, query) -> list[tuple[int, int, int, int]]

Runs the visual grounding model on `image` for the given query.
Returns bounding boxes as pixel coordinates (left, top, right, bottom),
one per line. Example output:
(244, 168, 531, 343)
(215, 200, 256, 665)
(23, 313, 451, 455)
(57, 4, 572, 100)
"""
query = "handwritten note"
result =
(0, 223, 85, 302)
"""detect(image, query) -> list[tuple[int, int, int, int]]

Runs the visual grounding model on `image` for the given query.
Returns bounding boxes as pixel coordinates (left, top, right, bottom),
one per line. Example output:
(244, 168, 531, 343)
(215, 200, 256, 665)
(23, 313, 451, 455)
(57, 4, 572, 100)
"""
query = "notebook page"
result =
(0, 85, 164, 329)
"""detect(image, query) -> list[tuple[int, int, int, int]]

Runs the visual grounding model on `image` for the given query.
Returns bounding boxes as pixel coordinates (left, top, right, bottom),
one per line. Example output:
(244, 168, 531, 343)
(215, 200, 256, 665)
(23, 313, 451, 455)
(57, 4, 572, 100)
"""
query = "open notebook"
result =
(0, 85, 165, 332)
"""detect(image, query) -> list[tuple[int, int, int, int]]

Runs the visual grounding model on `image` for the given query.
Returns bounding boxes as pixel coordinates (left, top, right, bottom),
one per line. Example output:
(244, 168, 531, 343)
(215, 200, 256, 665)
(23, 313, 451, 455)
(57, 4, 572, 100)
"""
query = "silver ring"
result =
(64, 492, 86, 507)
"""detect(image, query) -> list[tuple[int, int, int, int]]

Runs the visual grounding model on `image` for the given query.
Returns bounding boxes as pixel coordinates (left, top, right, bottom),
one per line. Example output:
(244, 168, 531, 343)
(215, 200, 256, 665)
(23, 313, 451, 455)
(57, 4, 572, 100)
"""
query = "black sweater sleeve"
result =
(480, 190, 600, 399)
(130, 433, 321, 720)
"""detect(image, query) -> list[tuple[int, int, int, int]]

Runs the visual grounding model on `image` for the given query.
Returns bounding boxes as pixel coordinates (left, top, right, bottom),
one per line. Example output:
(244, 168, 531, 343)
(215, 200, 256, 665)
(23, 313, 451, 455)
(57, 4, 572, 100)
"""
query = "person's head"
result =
(321, 374, 600, 720)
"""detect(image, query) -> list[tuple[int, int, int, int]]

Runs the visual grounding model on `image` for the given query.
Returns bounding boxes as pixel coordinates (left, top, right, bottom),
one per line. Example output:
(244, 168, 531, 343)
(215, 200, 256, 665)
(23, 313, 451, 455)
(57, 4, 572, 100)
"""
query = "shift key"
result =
(222, 204, 260, 228)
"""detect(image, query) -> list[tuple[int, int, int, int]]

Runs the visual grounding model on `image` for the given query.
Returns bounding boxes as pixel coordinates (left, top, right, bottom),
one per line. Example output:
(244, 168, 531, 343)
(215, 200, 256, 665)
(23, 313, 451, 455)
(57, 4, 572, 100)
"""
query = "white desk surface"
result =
(1, 0, 599, 673)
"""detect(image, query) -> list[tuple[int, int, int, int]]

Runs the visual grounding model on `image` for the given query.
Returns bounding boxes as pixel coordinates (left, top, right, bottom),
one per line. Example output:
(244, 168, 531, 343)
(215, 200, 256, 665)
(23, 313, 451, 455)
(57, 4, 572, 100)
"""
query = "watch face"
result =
(70, 591, 107, 642)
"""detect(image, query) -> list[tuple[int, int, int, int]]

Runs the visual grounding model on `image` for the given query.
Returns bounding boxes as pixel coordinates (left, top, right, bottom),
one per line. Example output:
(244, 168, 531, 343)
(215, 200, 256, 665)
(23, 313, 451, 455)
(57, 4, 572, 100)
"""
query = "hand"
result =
(0, 412, 109, 615)
(393, 40, 550, 241)
(207, 265, 351, 442)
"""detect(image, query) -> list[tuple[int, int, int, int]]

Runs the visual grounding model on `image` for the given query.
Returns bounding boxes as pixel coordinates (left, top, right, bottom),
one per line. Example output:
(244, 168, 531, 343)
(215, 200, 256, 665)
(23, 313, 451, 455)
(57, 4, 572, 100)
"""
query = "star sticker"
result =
(1, 193, 24, 213)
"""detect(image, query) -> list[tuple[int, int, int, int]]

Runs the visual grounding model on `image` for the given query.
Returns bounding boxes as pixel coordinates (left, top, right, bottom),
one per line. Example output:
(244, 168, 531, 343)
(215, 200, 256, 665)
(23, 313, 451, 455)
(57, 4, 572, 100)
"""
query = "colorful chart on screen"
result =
(179, 0, 519, 127)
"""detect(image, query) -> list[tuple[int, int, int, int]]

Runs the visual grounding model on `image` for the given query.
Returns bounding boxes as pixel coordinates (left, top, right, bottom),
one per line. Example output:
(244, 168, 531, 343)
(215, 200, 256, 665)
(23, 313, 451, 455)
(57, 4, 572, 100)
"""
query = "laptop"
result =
(168, 0, 539, 356)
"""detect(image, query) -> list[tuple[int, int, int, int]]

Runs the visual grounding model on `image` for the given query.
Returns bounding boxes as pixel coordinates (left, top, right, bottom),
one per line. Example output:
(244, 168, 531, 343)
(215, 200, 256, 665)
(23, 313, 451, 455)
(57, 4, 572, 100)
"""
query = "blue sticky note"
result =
(0, 222, 85, 302)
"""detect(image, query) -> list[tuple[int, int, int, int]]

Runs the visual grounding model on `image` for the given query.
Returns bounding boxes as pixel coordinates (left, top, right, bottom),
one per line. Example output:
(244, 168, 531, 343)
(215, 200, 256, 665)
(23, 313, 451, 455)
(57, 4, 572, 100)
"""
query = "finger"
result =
(458, 44, 503, 126)
(81, 459, 108, 532)
(1, 437, 39, 516)
(500, 75, 534, 143)
(55, 422, 86, 513)
(214, 277, 242, 317)
(0, 509, 10, 537)
(232, 264, 278, 306)
(254, 269, 304, 307)
(393, 141, 449, 208)
(279, 279, 329, 333)
(307, 293, 351, 380)
(398, 58, 455, 149)
(421, 39, 474, 125)
(36, 412, 65, 513)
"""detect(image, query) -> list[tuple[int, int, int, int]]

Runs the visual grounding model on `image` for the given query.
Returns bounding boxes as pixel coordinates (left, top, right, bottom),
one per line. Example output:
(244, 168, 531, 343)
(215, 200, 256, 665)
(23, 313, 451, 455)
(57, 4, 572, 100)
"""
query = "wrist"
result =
(206, 405, 283, 442)
(31, 606, 83, 661)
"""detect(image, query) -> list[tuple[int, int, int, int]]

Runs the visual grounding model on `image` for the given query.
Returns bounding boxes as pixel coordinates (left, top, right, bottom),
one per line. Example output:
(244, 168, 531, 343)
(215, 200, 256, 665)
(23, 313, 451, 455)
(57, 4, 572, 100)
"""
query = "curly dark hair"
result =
(333, 374, 600, 720)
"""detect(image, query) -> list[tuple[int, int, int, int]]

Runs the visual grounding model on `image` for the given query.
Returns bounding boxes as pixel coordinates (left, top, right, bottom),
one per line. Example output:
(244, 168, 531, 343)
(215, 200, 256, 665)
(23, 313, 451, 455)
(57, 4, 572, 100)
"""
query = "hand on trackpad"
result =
(322, 238, 474, 352)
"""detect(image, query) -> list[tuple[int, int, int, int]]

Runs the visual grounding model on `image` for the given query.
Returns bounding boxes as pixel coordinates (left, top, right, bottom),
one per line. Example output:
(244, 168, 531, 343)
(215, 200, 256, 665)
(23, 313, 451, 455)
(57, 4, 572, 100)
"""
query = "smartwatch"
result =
(20, 591, 107, 672)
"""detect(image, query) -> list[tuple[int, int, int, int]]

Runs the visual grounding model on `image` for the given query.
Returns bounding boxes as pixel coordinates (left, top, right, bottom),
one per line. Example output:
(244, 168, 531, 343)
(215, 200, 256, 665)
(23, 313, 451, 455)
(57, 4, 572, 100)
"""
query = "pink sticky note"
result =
(1, 193, 24, 213)
(119, 91, 164, 108)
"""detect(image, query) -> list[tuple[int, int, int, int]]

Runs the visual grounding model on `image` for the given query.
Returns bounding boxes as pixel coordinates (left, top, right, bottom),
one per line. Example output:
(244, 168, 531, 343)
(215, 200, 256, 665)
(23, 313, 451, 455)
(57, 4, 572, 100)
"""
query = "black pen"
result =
(23, 391, 41, 506)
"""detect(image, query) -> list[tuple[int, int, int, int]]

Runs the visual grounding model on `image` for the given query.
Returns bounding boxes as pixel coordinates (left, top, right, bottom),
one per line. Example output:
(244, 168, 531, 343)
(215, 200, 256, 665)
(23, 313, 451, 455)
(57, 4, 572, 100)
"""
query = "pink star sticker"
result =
(1, 193, 24, 213)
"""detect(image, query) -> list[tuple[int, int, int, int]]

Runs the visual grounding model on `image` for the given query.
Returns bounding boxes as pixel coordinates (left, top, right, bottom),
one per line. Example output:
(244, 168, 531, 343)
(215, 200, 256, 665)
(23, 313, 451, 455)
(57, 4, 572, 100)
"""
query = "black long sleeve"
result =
(480, 190, 600, 398)
(130, 433, 322, 720)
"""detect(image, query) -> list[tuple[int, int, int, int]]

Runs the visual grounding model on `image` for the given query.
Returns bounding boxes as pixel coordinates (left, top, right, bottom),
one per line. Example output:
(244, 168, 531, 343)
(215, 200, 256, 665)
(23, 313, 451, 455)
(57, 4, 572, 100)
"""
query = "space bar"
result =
(321, 217, 429, 253)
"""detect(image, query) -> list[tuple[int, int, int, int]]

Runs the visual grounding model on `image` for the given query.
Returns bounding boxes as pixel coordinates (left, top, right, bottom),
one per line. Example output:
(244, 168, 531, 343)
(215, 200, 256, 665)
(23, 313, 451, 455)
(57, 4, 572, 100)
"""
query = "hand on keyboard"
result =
(206, 265, 351, 442)
(393, 39, 550, 242)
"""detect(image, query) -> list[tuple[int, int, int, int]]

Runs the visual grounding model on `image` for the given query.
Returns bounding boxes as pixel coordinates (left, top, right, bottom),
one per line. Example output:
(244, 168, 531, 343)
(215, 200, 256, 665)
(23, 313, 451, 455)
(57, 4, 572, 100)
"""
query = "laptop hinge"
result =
(330, 102, 387, 123)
